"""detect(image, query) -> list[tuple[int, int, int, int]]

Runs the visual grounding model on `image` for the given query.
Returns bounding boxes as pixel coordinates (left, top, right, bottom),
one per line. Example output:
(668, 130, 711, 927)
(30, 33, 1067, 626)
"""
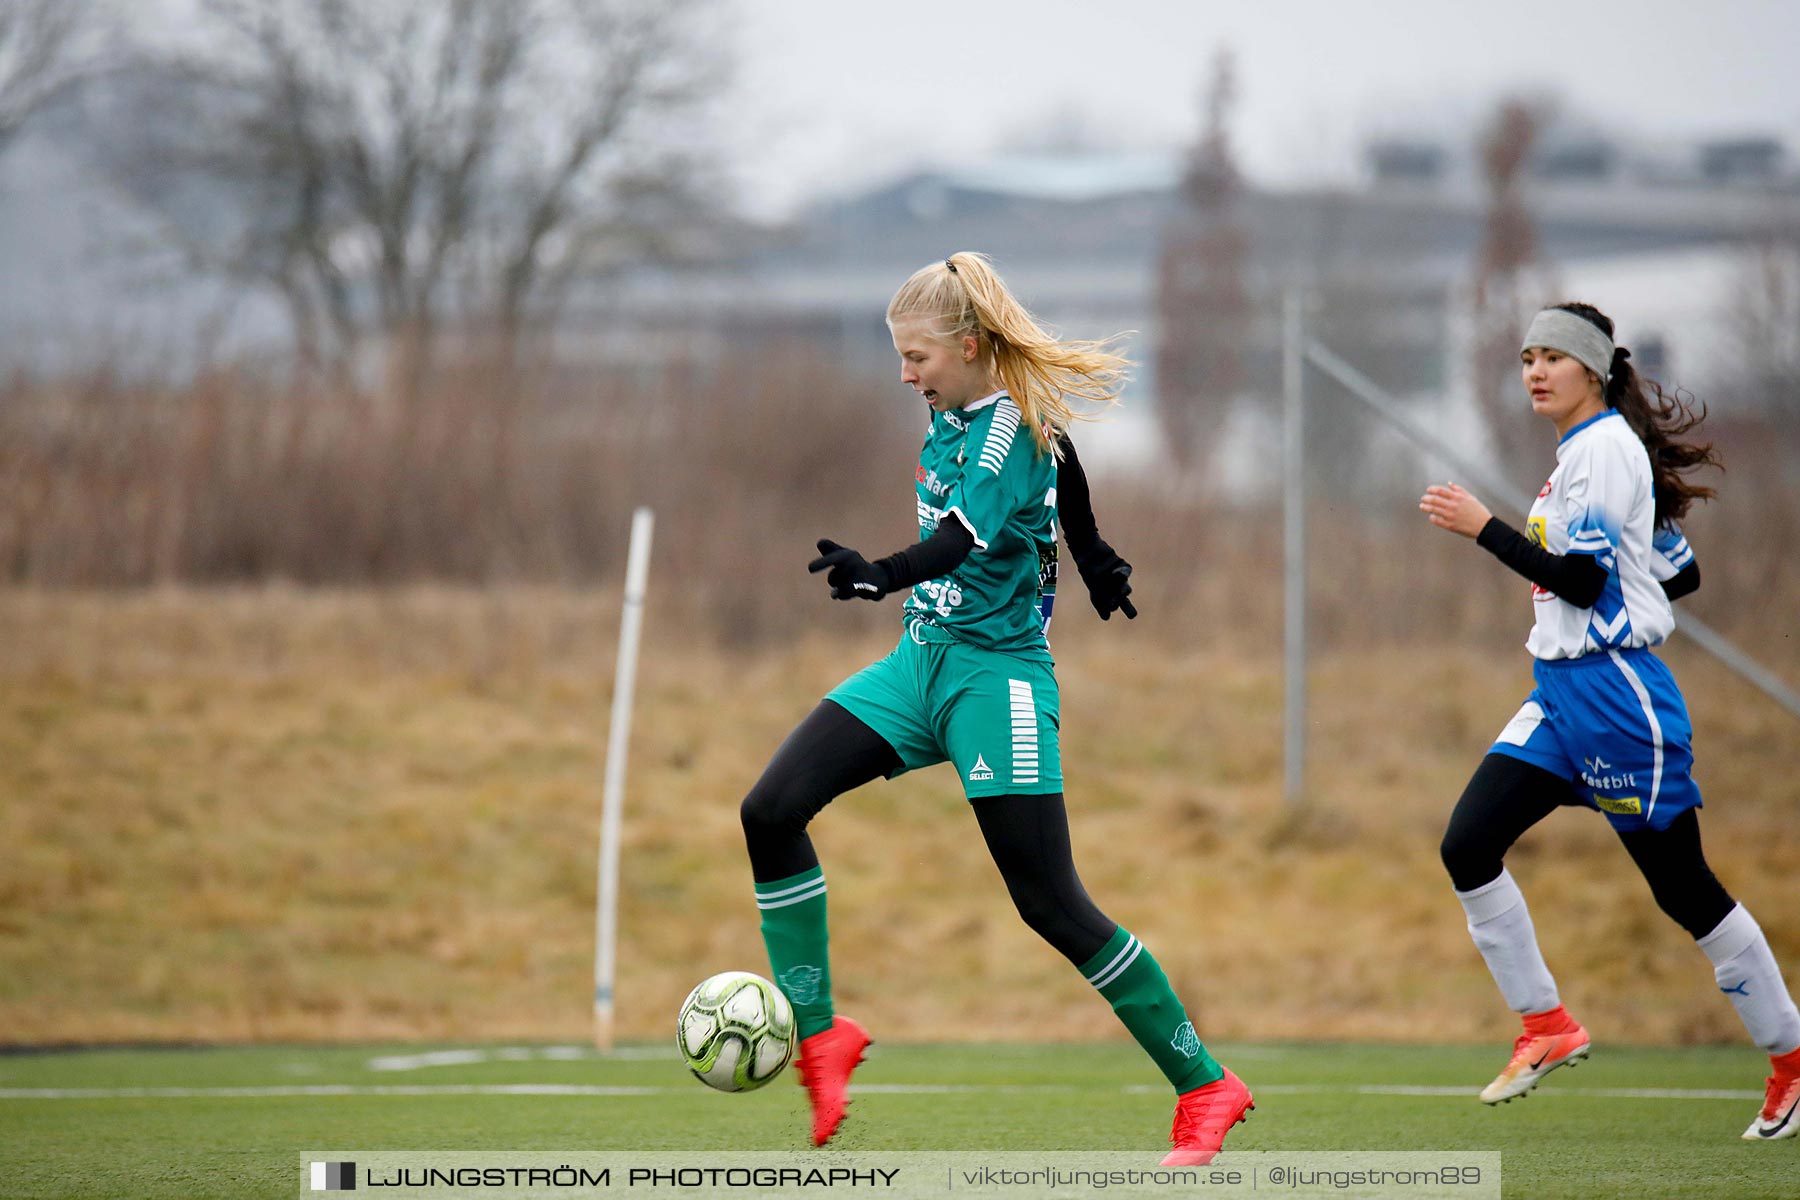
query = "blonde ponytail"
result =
(885, 251, 1128, 456)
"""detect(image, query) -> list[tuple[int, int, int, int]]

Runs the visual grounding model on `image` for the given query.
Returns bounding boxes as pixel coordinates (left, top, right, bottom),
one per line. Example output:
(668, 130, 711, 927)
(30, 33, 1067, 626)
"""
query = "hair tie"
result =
(944, 258, 957, 274)
(1613, 346, 1631, 362)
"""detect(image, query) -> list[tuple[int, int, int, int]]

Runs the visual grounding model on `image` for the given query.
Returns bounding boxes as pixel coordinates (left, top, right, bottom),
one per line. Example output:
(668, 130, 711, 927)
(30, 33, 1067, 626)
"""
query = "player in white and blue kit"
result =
(1420, 302, 1800, 1141)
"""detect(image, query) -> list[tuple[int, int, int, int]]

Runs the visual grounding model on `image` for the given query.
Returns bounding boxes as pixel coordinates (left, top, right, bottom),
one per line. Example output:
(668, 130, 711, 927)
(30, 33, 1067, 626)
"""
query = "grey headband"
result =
(1521, 309, 1615, 382)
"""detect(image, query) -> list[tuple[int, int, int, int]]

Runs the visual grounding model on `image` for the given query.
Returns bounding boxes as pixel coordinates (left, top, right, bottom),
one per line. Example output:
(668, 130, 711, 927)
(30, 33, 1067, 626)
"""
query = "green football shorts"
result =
(826, 618, 1061, 798)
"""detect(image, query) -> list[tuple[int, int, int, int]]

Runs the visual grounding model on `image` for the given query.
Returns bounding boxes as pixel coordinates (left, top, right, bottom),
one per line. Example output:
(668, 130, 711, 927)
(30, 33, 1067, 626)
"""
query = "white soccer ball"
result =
(676, 970, 796, 1092)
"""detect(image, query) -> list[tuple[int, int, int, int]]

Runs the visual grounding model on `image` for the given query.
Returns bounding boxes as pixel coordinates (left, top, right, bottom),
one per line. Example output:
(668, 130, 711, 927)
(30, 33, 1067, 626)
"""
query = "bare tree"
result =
(1470, 98, 1550, 481)
(1155, 48, 1250, 470)
(91, 0, 722, 397)
(1725, 238, 1800, 429)
(0, 0, 101, 156)
(1712, 234, 1800, 499)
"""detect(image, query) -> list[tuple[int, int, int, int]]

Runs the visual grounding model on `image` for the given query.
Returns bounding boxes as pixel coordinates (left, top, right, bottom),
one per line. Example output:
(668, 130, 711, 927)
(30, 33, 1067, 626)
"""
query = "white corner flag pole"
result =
(595, 506, 654, 1051)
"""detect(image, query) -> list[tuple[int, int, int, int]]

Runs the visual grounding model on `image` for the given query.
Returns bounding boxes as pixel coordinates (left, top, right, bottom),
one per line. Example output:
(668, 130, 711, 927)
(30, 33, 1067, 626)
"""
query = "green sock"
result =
(1080, 926, 1222, 1093)
(754, 866, 834, 1040)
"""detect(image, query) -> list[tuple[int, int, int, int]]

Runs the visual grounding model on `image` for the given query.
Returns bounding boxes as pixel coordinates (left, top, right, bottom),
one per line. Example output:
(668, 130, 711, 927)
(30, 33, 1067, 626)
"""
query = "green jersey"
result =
(904, 391, 1057, 659)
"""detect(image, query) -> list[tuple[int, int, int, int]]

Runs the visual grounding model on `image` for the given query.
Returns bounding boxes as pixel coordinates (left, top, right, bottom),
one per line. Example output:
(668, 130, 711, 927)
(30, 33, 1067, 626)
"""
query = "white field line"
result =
(0, 1083, 1760, 1101)
(360, 1045, 1295, 1073)
(0, 1085, 666, 1098)
(1257, 1084, 1759, 1101)
(367, 1047, 670, 1071)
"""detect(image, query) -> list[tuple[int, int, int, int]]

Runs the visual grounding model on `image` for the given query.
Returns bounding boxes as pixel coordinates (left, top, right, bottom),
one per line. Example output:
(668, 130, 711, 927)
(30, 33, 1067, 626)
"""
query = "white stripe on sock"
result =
(756, 881, 828, 910)
(1088, 936, 1143, 990)
(755, 876, 826, 901)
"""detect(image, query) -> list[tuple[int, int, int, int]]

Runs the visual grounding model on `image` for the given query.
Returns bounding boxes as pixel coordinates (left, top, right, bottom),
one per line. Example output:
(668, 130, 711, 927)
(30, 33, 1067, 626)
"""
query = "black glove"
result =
(1073, 539, 1137, 620)
(809, 538, 891, 601)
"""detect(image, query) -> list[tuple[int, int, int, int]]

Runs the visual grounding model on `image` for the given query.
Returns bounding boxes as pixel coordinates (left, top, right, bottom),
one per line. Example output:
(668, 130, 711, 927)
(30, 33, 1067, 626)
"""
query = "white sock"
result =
(1697, 904, 1800, 1056)
(1456, 868, 1560, 1016)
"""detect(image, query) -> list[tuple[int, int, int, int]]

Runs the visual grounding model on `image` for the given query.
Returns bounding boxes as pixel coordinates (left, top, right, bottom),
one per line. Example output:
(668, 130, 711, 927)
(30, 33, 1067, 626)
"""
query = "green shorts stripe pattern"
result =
(1008, 678, 1041, 786)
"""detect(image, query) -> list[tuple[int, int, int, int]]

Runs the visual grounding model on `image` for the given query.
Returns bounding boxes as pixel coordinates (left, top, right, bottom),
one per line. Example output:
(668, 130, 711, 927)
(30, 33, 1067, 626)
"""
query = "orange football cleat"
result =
(1480, 1012, 1590, 1104)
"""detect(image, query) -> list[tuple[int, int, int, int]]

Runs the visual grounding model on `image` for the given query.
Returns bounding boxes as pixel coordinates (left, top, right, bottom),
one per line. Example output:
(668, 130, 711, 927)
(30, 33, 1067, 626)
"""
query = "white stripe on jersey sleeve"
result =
(1647, 525, 1693, 581)
(976, 400, 1022, 476)
(941, 506, 986, 550)
(1566, 533, 1613, 556)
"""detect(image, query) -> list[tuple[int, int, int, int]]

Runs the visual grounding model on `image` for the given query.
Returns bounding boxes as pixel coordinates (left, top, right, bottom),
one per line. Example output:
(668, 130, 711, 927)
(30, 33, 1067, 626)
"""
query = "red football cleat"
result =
(1160, 1066, 1254, 1166)
(795, 1015, 871, 1147)
(1743, 1046, 1800, 1141)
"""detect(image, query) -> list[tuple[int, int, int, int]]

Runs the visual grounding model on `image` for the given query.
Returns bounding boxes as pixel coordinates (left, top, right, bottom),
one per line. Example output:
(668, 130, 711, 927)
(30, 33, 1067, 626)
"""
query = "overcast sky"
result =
(721, 0, 1800, 216)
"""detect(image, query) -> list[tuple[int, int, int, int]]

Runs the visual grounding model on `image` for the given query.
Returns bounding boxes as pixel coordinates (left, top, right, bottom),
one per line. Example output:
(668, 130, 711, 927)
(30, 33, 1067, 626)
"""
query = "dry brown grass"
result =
(3, 586, 1795, 1048)
(0, 352, 918, 602)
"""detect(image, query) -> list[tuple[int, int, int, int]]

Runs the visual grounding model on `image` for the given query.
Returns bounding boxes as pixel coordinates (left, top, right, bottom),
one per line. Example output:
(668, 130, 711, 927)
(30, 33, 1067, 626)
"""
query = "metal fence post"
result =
(1283, 289, 1307, 810)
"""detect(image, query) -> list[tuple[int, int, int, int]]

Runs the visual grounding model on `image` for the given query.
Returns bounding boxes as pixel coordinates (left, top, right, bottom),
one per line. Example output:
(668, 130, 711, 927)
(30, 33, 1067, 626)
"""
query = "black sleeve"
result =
(1054, 432, 1100, 558)
(875, 517, 975, 591)
(1661, 560, 1700, 602)
(1475, 517, 1608, 609)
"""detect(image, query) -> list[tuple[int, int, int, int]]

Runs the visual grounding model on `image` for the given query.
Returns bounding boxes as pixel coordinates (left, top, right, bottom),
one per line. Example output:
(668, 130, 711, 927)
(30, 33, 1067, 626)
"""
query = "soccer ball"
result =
(677, 970, 796, 1092)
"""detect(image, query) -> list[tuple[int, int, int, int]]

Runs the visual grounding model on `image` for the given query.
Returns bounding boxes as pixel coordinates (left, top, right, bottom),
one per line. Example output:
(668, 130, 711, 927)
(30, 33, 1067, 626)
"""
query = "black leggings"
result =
(1440, 752, 1735, 938)
(740, 700, 1118, 965)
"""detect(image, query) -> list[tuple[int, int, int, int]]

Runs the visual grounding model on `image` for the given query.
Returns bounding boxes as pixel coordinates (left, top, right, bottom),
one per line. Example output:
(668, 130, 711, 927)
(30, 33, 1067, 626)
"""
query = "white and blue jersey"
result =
(1491, 409, 1703, 832)
(1521, 410, 1681, 660)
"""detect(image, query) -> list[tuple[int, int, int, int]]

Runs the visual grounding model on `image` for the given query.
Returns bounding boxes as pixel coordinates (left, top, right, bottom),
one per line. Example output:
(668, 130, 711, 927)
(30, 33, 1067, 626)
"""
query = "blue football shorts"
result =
(1488, 645, 1702, 832)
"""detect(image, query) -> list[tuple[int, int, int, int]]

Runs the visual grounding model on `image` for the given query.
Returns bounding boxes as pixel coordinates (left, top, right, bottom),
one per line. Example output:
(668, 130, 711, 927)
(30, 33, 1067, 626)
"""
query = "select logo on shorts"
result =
(1594, 794, 1642, 816)
(310, 1162, 356, 1191)
(967, 754, 994, 782)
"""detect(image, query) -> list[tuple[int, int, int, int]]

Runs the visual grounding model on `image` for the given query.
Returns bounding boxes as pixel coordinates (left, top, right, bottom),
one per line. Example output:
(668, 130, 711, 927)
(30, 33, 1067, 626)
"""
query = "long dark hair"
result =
(1551, 302, 1721, 526)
